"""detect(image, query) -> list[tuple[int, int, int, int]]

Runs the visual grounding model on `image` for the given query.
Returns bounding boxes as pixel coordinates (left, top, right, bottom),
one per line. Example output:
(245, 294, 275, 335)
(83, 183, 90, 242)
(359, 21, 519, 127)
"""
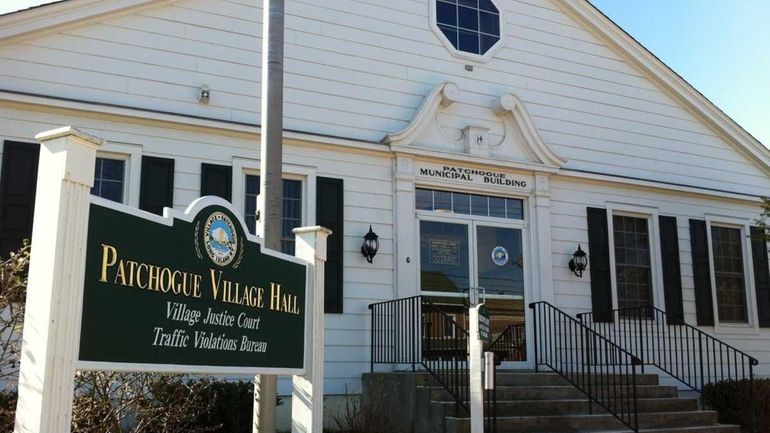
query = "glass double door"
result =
(419, 218, 529, 365)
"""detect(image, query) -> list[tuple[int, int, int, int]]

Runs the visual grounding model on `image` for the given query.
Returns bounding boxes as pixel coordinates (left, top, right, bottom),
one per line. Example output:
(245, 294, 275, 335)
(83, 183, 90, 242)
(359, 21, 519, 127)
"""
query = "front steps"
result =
(362, 371, 740, 433)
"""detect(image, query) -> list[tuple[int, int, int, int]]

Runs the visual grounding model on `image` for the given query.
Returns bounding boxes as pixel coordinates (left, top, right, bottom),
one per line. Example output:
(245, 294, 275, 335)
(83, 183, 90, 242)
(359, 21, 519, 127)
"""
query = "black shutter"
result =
(316, 177, 343, 314)
(689, 219, 714, 326)
(587, 207, 613, 322)
(659, 216, 684, 324)
(139, 156, 174, 215)
(0, 141, 40, 257)
(200, 163, 232, 201)
(750, 226, 770, 327)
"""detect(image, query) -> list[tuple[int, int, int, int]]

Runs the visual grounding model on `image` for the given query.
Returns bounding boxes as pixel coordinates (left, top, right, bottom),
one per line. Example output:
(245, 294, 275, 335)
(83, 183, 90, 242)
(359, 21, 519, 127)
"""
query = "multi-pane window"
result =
(613, 215, 653, 313)
(91, 157, 125, 203)
(244, 175, 302, 255)
(711, 226, 748, 323)
(436, 0, 501, 55)
(416, 188, 523, 220)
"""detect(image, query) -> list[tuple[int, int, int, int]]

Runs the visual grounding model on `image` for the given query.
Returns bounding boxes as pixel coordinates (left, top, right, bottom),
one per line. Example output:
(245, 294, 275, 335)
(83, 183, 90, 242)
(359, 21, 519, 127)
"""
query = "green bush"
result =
(703, 378, 770, 433)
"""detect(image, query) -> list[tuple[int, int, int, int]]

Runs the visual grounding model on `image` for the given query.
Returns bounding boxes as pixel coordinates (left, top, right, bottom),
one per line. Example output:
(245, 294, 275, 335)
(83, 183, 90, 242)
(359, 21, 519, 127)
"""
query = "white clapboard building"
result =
(1, 0, 768, 431)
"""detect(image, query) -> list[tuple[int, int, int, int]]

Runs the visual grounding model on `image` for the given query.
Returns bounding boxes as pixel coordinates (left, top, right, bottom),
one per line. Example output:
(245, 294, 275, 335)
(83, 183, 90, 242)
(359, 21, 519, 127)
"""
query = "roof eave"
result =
(0, 0, 174, 46)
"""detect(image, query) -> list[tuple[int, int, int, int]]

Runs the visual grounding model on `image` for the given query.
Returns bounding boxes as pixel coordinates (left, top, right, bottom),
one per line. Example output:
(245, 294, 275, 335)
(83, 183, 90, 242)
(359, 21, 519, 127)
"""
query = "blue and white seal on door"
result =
(491, 245, 509, 267)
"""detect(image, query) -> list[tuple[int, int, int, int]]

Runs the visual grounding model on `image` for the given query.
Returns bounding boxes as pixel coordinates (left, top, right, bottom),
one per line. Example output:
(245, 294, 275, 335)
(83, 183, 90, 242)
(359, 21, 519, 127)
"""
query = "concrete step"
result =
(604, 426, 742, 433)
(446, 411, 721, 433)
(423, 384, 679, 401)
(493, 372, 659, 386)
(433, 397, 698, 416)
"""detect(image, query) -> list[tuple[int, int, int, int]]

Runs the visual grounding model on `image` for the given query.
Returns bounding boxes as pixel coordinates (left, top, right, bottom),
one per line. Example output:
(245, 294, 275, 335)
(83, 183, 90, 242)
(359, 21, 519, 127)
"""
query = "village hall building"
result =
(1, 0, 769, 431)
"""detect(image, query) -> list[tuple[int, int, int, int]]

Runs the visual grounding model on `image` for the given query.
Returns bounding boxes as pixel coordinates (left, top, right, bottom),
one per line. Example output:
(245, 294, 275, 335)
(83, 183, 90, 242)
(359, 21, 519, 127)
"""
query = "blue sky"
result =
(590, 0, 770, 147)
(1, 0, 768, 147)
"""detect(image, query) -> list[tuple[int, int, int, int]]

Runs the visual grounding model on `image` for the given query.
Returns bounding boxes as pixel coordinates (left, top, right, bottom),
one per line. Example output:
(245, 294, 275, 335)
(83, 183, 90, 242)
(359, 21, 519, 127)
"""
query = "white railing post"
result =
(14, 127, 103, 433)
(291, 226, 331, 433)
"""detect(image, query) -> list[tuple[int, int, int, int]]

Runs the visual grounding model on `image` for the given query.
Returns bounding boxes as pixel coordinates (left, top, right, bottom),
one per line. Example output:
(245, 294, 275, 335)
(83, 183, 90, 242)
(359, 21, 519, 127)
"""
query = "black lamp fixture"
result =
(361, 225, 380, 264)
(569, 244, 588, 278)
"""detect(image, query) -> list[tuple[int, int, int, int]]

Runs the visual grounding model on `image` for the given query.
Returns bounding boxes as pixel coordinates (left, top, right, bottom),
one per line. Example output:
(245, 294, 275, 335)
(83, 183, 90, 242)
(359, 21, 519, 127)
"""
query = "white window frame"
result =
(231, 157, 316, 235)
(94, 142, 141, 207)
(704, 215, 759, 334)
(429, 0, 506, 63)
(605, 203, 665, 314)
(415, 184, 530, 301)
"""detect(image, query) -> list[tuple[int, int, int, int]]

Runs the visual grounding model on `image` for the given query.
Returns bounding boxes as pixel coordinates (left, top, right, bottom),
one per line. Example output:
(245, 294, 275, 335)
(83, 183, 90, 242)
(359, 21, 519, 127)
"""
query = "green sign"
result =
(78, 198, 308, 374)
(478, 305, 491, 344)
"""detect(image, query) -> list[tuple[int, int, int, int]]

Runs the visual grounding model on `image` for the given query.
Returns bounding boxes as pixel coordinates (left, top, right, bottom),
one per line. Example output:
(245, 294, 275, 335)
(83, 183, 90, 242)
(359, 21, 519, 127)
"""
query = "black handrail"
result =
(576, 306, 759, 433)
(422, 300, 470, 413)
(530, 301, 641, 432)
(487, 323, 526, 362)
(369, 296, 470, 413)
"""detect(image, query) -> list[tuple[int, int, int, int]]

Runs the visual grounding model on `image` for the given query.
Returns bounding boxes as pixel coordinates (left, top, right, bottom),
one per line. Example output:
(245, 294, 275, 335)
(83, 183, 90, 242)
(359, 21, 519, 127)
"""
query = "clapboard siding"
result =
(0, 0, 768, 193)
(549, 176, 770, 377)
(0, 105, 393, 393)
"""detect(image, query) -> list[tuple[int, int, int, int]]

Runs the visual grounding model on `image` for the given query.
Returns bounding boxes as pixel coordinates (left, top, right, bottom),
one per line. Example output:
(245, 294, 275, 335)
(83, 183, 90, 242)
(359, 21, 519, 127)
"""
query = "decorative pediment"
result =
(383, 82, 565, 168)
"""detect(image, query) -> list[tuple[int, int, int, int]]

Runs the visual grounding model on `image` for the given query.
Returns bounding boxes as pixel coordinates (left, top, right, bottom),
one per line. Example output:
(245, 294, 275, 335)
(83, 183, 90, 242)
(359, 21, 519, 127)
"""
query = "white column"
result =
(14, 127, 103, 433)
(394, 155, 417, 298)
(291, 226, 331, 433)
(533, 174, 554, 304)
(468, 305, 484, 433)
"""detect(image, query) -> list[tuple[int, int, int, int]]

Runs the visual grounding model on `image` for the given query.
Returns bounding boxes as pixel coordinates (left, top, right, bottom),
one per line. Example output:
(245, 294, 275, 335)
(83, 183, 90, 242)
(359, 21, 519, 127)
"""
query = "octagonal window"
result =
(436, 0, 501, 56)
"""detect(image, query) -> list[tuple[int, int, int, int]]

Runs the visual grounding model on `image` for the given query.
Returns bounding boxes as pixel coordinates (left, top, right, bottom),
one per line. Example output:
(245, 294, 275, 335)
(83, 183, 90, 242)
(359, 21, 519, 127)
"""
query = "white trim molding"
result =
(0, 0, 176, 46)
(95, 142, 142, 208)
(704, 214, 760, 335)
(382, 82, 459, 146)
(604, 202, 664, 313)
(384, 82, 565, 170)
(231, 157, 317, 232)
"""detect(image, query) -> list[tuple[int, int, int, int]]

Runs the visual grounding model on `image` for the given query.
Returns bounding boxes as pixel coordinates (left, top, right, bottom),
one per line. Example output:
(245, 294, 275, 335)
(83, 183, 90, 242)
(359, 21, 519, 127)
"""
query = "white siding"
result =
(0, 0, 767, 196)
(549, 176, 770, 377)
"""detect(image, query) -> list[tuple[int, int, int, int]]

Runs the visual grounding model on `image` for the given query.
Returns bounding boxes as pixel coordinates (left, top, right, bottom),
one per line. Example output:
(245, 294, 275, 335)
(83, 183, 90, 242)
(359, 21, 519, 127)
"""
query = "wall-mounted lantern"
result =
(569, 244, 588, 278)
(361, 225, 380, 264)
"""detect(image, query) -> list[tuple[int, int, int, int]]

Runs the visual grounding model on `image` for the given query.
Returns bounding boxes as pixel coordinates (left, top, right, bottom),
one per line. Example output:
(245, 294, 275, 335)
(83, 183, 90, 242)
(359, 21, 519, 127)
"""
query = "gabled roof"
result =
(0, 0, 174, 44)
(0, 0, 767, 172)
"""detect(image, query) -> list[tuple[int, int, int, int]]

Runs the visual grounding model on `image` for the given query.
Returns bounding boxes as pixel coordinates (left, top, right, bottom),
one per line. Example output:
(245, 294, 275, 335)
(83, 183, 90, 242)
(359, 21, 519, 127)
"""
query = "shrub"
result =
(703, 378, 770, 433)
(333, 386, 393, 433)
(198, 380, 255, 433)
(0, 390, 16, 432)
(72, 371, 220, 433)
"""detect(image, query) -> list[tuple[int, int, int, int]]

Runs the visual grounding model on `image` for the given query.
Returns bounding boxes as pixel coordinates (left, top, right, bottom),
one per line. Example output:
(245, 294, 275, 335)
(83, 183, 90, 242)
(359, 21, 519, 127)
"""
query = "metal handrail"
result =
(487, 323, 526, 362)
(530, 301, 641, 432)
(576, 306, 758, 433)
(369, 296, 470, 414)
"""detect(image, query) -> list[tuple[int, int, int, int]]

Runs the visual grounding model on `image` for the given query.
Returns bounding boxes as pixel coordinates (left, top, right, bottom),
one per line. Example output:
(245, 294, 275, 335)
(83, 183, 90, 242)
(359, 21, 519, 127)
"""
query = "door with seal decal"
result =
(475, 224, 527, 367)
(417, 186, 531, 368)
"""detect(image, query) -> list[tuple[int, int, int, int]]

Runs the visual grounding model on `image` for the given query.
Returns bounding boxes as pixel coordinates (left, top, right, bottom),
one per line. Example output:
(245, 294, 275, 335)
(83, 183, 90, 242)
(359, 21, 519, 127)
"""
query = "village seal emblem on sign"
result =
(201, 211, 240, 267)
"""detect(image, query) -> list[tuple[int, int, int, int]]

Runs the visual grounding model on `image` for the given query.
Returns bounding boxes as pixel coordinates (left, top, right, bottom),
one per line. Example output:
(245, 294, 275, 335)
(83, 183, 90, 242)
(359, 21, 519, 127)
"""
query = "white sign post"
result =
(291, 226, 330, 433)
(14, 127, 102, 433)
(468, 288, 485, 433)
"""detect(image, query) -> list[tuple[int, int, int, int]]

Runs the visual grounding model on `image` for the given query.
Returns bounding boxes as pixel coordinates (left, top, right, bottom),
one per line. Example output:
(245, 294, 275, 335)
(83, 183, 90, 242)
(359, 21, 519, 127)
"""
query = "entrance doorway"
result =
(417, 189, 530, 368)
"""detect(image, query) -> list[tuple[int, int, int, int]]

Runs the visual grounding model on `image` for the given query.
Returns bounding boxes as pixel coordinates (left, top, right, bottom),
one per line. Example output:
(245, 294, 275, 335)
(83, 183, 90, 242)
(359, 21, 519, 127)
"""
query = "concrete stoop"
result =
(362, 371, 741, 433)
